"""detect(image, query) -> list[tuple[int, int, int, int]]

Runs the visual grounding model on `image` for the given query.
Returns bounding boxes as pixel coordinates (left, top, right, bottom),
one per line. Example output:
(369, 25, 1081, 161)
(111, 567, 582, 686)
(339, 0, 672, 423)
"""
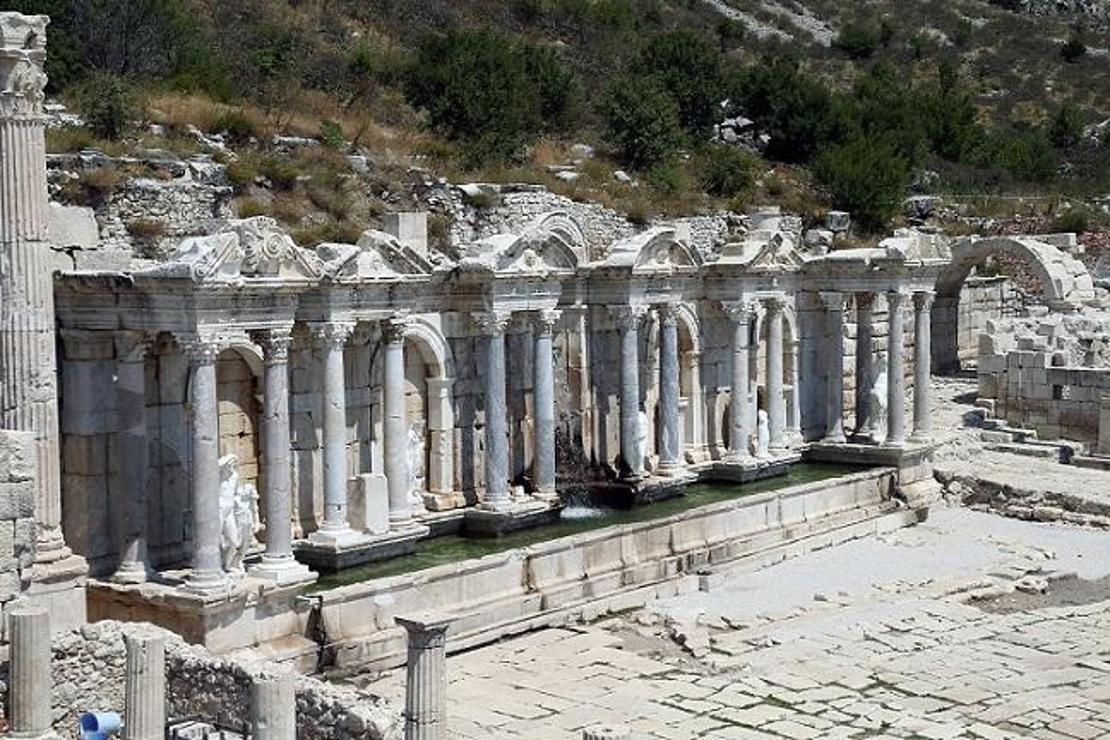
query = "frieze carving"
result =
(0, 14, 49, 119)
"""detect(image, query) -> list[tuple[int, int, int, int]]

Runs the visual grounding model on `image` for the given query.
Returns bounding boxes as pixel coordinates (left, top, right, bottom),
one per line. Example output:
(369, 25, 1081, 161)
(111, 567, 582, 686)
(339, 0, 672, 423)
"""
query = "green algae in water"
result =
(308, 463, 864, 591)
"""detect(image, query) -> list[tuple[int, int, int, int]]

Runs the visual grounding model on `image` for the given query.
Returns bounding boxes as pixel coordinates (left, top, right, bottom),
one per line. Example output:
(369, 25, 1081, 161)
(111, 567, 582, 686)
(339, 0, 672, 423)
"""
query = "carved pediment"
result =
(461, 212, 584, 277)
(747, 232, 803, 272)
(319, 229, 433, 280)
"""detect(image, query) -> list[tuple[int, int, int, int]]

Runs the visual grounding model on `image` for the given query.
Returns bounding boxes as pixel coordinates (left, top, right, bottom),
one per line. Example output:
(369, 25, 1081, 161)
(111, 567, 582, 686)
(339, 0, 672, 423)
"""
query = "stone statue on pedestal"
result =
(218, 454, 260, 573)
(870, 356, 889, 444)
(637, 410, 650, 473)
(756, 409, 770, 458)
(407, 421, 427, 513)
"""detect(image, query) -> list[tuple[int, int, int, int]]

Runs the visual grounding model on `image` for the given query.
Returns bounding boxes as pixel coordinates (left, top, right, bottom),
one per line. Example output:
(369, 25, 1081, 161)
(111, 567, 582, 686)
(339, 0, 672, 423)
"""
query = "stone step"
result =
(980, 429, 1015, 444)
(985, 442, 1062, 461)
(999, 426, 1039, 443)
(1072, 455, 1110, 472)
(974, 398, 997, 415)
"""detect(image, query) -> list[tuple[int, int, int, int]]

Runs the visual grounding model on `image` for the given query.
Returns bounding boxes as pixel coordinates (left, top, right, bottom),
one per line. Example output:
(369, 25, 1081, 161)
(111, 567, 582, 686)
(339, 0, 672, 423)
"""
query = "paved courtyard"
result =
(358, 505, 1110, 739)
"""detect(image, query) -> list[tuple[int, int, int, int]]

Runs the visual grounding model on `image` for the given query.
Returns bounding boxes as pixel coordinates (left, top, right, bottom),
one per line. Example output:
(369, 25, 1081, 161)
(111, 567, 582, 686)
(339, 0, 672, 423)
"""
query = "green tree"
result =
(636, 30, 723, 136)
(522, 44, 580, 133)
(598, 75, 683, 169)
(1049, 103, 1085, 149)
(78, 73, 136, 140)
(698, 145, 756, 198)
(814, 136, 909, 232)
(1061, 36, 1087, 63)
(835, 22, 881, 59)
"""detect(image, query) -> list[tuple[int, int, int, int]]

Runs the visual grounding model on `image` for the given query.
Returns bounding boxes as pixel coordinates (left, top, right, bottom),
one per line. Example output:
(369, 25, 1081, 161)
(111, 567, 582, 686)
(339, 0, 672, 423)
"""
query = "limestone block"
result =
(349, 473, 389, 535)
(62, 434, 109, 476)
(0, 481, 35, 520)
(0, 430, 37, 482)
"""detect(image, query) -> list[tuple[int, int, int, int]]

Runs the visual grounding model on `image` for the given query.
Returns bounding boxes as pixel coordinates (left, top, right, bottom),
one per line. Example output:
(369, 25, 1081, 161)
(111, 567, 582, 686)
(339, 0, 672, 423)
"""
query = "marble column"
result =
(184, 339, 225, 593)
(820, 292, 847, 443)
(383, 317, 413, 525)
(0, 14, 74, 568)
(583, 726, 632, 740)
(123, 634, 165, 740)
(250, 329, 310, 583)
(475, 313, 511, 510)
(854, 293, 875, 439)
(885, 291, 907, 447)
(251, 674, 296, 740)
(8, 608, 56, 740)
(396, 615, 452, 740)
(532, 310, 559, 498)
(788, 340, 801, 441)
(113, 332, 152, 583)
(911, 291, 935, 443)
(656, 305, 681, 474)
(311, 323, 358, 544)
(764, 296, 787, 452)
(724, 302, 755, 459)
(612, 306, 646, 479)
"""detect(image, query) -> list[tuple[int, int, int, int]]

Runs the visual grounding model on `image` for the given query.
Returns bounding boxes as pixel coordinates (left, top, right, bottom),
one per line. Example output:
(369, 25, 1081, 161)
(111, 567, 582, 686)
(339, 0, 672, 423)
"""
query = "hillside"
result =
(14, 0, 1110, 248)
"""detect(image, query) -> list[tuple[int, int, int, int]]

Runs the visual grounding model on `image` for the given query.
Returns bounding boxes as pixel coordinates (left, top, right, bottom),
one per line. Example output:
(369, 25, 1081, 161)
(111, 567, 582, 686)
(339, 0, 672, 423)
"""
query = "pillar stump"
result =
(396, 615, 452, 740)
(251, 673, 297, 740)
(8, 608, 58, 740)
(123, 634, 164, 740)
(583, 725, 631, 740)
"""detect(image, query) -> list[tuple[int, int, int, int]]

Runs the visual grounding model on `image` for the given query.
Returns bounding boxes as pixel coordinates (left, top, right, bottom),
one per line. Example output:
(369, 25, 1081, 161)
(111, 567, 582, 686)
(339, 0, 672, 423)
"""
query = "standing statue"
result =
(218, 454, 259, 573)
(756, 409, 770, 458)
(407, 421, 427, 514)
(637, 410, 650, 473)
(869, 356, 888, 444)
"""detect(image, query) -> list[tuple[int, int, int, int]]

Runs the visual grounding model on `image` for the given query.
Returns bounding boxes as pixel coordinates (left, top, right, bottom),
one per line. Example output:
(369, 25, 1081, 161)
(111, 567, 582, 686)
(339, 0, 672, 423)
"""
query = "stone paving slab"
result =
(353, 509, 1110, 738)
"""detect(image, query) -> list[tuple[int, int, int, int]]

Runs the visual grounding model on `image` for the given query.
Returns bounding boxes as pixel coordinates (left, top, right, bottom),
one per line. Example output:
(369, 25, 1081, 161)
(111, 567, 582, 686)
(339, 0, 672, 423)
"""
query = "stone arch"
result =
(751, 300, 799, 440)
(932, 236, 1095, 373)
(401, 318, 456, 500)
(673, 304, 705, 459)
(215, 346, 262, 524)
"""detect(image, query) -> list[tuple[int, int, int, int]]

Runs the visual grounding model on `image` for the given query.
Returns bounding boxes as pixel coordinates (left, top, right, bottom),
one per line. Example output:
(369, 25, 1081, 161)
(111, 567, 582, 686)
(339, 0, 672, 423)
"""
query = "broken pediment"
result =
(746, 232, 804, 272)
(603, 228, 702, 276)
(460, 211, 585, 277)
(319, 228, 434, 280)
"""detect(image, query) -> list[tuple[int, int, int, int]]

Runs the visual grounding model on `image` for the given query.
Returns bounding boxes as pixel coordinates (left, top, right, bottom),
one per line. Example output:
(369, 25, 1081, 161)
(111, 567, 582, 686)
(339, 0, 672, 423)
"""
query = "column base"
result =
(532, 488, 559, 504)
(882, 438, 907, 449)
(249, 555, 317, 586)
(909, 432, 933, 444)
(111, 561, 155, 585)
(464, 499, 560, 537)
(655, 461, 683, 477)
(181, 570, 229, 595)
(822, 433, 847, 445)
(477, 494, 514, 513)
(295, 524, 430, 572)
(308, 525, 365, 548)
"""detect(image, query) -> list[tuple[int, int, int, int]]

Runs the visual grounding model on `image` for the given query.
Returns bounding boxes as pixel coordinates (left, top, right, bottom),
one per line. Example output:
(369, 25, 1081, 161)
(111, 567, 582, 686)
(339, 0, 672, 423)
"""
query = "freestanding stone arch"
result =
(931, 236, 1095, 373)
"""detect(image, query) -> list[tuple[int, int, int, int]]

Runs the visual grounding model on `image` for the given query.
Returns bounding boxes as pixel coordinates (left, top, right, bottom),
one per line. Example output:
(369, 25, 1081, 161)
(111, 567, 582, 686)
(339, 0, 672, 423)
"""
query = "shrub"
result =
(225, 157, 260, 191)
(78, 73, 136, 140)
(319, 120, 347, 150)
(814, 136, 909, 233)
(1053, 209, 1089, 234)
(1061, 36, 1087, 63)
(235, 197, 268, 218)
(637, 31, 723, 136)
(522, 44, 580, 133)
(212, 110, 265, 145)
(698, 145, 756, 198)
(835, 22, 881, 59)
(126, 218, 167, 240)
(975, 128, 1057, 183)
(1049, 103, 1085, 149)
(45, 126, 95, 153)
(260, 157, 301, 191)
(646, 162, 686, 195)
(598, 75, 683, 169)
(717, 19, 746, 48)
(62, 167, 123, 207)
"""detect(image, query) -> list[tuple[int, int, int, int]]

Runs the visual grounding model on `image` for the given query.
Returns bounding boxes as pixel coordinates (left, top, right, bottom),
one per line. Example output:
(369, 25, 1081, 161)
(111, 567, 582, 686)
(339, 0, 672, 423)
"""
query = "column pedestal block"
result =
(296, 523, 430, 572)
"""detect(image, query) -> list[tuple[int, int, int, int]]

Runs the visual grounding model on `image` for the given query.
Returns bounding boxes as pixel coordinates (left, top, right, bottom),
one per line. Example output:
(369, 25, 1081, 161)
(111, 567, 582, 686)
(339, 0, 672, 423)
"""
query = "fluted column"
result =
(612, 306, 646, 479)
(184, 339, 225, 593)
(788, 339, 801, 440)
(250, 329, 311, 583)
(911, 291, 935, 443)
(764, 296, 787, 453)
(854, 293, 875, 439)
(383, 317, 413, 525)
(532, 310, 559, 499)
(656, 305, 681, 474)
(820, 292, 847, 443)
(310, 323, 358, 544)
(583, 726, 631, 740)
(0, 14, 72, 567)
(885, 291, 907, 447)
(8, 608, 57, 740)
(123, 634, 165, 740)
(114, 332, 153, 583)
(251, 673, 296, 740)
(396, 615, 452, 740)
(723, 301, 755, 459)
(474, 312, 511, 510)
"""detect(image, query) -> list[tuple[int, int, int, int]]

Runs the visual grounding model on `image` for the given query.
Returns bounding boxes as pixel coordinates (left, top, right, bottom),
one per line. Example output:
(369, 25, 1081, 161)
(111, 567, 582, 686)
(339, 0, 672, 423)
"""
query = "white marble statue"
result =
(756, 409, 770, 458)
(869, 357, 889, 444)
(637, 410, 650, 473)
(407, 421, 427, 513)
(218, 454, 260, 573)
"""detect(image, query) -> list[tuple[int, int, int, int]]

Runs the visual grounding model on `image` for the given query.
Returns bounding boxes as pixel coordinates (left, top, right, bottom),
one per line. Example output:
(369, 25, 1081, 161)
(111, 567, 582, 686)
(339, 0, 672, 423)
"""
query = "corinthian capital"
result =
(720, 300, 757, 324)
(913, 290, 936, 312)
(472, 311, 512, 337)
(382, 314, 412, 344)
(534, 309, 562, 335)
(250, 327, 294, 363)
(310, 322, 354, 349)
(609, 305, 647, 330)
(0, 14, 48, 119)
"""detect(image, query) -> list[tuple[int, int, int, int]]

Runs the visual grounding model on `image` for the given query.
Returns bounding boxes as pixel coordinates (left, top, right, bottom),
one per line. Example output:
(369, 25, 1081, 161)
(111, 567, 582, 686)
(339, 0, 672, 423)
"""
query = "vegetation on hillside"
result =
(12, 0, 1110, 237)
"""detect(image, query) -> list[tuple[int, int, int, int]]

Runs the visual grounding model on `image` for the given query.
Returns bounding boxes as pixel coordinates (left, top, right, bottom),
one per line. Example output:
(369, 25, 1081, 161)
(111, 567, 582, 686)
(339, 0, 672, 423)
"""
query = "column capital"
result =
(655, 304, 679, 326)
(181, 336, 220, 365)
(115, 331, 152, 363)
(886, 289, 909, 309)
(609, 305, 648, 330)
(533, 309, 562, 335)
(396, 615, 453, 649)
(250, 327, 294, 363)
(382, 314, 412, 345)
(818, 291, 847, 312)
(856, 291, 876, 309)
(913, 290, 936, 311)
(762, 294, 788, 315)
(310, 322, 354, 349)
(472, 311, 512, 336)
(721, 300, 757, 324)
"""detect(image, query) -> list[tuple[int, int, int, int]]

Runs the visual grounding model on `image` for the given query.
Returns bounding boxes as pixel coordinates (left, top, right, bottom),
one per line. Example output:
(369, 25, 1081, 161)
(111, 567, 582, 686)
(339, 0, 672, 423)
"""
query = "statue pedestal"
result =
(295, 523, 430, 572)
(463, 498, 561, 537)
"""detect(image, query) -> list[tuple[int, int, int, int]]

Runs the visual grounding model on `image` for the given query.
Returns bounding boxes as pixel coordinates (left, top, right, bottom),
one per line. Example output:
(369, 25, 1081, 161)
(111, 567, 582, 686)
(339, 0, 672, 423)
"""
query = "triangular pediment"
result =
(319, 229, 433, 280)
(747, 232, 803, 272)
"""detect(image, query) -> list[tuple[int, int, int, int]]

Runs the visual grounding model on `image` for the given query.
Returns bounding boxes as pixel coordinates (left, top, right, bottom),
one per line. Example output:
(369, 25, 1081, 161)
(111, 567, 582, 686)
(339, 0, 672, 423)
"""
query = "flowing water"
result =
(309, 463, 865, 591)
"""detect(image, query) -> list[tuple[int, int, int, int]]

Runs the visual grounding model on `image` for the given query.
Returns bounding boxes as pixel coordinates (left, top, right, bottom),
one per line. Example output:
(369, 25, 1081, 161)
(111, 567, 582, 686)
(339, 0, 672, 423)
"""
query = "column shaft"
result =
(854, 294, 874, 438)
(251, 674, 296, 740)
(765, 299, 786, 451)
(9, 608, 54, 738)
(886, 292, 907, 446)
(532, 311, 558, 497)
(727, 306, 753, 458)
(821, 293, 846, 443)
(615, 308, 644, 478)
(911, 292, 935, 442)
(124, 634, 165, 740)
(316, 325, 355, 539)
(114, 335, 151, 583)
(476, 314, 510, 509)
(185, 343, 224, 592)
(657, 307, 681, 473)
(397, 616, 452, 740)
(383, 320, 412, 524)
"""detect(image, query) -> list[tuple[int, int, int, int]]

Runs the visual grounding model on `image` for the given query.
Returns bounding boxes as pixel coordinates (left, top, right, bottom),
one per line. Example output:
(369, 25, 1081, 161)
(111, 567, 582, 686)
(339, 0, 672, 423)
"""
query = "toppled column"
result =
(583, 726, 631, 740)
(251, 673, 296, 740)
(8, 608, 58, 739)
(123, 633, 164, 740)
(396, 615, 452, 740)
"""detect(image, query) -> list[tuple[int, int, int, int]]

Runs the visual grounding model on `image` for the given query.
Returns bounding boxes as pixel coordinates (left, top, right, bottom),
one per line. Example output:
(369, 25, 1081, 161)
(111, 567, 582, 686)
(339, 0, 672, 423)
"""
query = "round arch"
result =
(401, 317, 456, 499)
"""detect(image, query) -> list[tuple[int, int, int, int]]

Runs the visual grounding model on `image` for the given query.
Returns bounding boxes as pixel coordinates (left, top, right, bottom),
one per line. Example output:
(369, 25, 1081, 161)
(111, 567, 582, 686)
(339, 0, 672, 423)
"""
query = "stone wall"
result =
(0, 620, 399, 739)
(0, 431, 38, 636)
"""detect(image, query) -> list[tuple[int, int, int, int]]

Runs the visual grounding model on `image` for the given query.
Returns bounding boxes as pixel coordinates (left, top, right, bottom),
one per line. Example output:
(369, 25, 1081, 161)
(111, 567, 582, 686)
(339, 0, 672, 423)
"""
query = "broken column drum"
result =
(9, 608, 57, 740)
(396, 615, 452, 740)
(123, 633, 165, 740)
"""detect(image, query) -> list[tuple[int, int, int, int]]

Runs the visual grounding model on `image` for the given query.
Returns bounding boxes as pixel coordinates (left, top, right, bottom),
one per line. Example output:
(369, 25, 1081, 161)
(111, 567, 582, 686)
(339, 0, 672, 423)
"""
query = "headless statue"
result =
(869, 355, 889, 444)
(756, 408, 770, 458)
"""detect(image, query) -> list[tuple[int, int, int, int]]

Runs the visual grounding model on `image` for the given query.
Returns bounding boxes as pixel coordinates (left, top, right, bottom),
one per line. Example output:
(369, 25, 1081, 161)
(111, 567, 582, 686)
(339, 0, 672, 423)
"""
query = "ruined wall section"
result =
(0, 431, 39, 631)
